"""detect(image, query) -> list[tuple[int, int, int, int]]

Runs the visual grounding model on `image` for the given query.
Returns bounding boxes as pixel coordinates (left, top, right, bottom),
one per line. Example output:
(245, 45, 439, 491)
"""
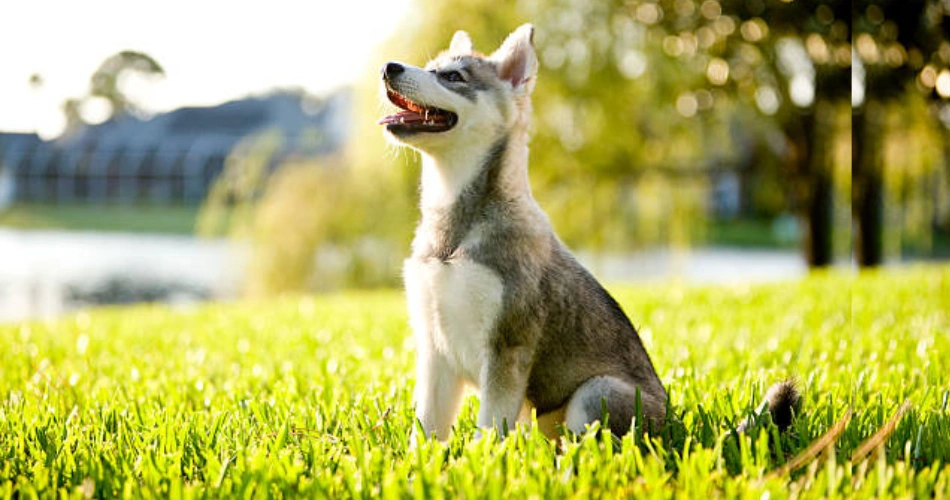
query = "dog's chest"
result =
(404, 255, 504, 383)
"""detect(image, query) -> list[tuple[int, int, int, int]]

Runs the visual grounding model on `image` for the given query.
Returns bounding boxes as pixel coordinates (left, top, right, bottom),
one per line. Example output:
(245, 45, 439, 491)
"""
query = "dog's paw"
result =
(472, 426, 507, 444)
(408, 427, 425, 451)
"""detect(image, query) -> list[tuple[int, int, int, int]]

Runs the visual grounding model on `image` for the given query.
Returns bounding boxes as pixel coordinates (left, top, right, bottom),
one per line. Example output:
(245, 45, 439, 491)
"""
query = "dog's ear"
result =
(449, 30, 474, 55)
(490, 23, 537, 94)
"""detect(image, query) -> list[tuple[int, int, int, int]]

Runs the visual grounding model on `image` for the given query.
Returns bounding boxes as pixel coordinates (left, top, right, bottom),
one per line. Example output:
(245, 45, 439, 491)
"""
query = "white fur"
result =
(476, 361, 529, 432)
(404, 253, 504, 439)
(410, 338, 463, 441)
(564, 378, 602, 434)
(449, 30, 473, 55)
(404, 257, 503, 383)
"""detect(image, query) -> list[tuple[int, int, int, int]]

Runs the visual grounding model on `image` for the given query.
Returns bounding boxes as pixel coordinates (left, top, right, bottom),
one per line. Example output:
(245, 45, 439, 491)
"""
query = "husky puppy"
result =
(378, 24, 665, 440)
(379, 24, 794, 441)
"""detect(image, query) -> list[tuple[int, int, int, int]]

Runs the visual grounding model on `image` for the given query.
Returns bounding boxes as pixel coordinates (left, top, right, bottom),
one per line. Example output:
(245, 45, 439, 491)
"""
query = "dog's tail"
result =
(736, 380, 802, 433)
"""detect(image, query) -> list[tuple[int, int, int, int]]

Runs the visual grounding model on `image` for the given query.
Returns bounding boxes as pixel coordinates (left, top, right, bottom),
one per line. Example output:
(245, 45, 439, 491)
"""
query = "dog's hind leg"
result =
(563, 376, 666, 437)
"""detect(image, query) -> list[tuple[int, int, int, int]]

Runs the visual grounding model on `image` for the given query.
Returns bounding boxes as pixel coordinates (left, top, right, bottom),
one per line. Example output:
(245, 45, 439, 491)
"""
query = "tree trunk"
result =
(853, 104, 885, 267)
(805, 169, 834, 267)
(937, 130, 950, 234)
(790, 104, 834, 268)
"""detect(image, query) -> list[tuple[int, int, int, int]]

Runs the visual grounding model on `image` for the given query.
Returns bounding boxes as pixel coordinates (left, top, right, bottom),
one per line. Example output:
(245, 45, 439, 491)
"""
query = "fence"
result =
(1, 146, 227, 205)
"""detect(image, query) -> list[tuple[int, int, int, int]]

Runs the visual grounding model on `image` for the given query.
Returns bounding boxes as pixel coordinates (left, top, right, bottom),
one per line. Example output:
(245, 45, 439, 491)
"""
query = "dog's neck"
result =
(418, 124, 531, 213)
(411, 123, 534, 260)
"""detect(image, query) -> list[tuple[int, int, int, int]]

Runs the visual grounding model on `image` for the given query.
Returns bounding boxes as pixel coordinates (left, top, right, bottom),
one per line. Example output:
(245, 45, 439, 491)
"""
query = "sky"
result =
(1, 0, 411, 138)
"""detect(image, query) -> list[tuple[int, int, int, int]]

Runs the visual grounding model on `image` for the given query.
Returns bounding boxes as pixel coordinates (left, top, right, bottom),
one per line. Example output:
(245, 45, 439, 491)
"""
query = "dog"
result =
(379, 24, 798, 441)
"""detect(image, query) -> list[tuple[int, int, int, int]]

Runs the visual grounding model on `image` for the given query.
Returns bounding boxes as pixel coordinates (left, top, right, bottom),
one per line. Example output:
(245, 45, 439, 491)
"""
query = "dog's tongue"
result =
(378, 111, 418, 125)
(378, 110, 446, 126)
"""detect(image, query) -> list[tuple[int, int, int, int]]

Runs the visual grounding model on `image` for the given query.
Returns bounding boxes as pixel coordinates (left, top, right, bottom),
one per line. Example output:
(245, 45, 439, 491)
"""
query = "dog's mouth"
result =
(378, 87, 458, 134)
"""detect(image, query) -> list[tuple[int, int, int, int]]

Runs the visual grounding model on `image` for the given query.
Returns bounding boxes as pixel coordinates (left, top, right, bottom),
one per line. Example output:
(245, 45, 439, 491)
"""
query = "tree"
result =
(853, 0, 950, 266)
(590, 0, 853, 267)
(88, 50, 165, 119)
(60, 50, 165, 135)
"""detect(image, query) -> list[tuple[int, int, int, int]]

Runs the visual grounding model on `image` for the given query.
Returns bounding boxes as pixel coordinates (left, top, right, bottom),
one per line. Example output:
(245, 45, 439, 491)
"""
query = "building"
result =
(0, 90, 347, 206)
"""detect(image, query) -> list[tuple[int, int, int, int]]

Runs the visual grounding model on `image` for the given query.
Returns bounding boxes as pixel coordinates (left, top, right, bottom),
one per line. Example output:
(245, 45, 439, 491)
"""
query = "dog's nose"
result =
(383, 62, 404, 80)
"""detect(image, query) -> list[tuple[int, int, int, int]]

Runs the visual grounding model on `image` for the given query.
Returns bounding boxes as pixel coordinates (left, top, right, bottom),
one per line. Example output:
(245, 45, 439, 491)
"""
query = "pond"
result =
(0, 229, 807, 323)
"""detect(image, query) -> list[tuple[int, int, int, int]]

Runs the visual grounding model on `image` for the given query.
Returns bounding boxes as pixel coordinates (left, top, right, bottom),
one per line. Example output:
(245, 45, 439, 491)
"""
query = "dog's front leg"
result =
(413, 337, 464, 443)
(476, 345, 532, 437)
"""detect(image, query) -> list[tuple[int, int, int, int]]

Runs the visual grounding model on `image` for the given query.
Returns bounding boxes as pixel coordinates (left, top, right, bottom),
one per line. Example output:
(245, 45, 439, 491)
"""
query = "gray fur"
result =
(393, 24, 667, 439)
(432, 56, 500, 102)
(415, 138, 508, 262)
(565, 376, 666, 435)
(409, 138, 668, 432)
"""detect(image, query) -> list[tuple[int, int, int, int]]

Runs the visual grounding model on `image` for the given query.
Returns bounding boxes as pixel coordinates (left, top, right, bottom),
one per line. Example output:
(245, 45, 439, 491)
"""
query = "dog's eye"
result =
(439, 70, 465, 83)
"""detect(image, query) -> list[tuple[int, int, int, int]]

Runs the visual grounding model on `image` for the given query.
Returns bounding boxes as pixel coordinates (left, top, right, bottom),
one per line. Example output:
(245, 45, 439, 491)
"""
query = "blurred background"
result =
(0, 0, 947, 322)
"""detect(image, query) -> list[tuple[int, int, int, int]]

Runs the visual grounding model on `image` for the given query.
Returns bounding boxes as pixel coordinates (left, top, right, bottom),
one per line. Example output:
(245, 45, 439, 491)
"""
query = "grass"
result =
(5, 202, 950, 264)
(1, 266, 948, 498)
(0, 203, 199, 234)
(703, 218, 799, 249)
(0, 202, 788, 248)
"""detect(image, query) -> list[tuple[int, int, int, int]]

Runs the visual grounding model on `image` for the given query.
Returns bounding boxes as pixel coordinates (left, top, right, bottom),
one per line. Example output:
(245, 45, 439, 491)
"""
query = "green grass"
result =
(703, 218, 799, 249)
(0, 203, 199, 234)
(0, 202, 787, 248)
(1, 267, 948, 498)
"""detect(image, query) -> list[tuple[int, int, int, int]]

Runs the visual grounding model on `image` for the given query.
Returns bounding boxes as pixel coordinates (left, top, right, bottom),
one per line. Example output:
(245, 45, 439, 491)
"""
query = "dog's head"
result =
(378, 24, 538, 155)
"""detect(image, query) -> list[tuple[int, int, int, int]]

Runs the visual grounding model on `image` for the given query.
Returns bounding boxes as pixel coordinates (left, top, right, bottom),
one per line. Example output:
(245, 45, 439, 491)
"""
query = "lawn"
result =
(0, 203, 798, 248)
(0, 203, 199, 234)
(703, 218, 800, 249)
(1, 266, 948, 498)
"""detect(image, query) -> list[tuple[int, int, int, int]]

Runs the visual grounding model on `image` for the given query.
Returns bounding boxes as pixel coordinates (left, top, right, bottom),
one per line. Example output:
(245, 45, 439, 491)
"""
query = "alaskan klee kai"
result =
(379, 24, 798, 441)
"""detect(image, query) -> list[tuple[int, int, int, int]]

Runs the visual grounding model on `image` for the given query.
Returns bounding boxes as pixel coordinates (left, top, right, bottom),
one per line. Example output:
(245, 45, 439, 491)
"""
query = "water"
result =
(576, 248, 807, 285)
(0, 229, 807, 323)
(0, 229, 243, 322)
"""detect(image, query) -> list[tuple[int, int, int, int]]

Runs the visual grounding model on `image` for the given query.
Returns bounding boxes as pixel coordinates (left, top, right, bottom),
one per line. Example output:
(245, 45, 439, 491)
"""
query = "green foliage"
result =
(852, 0, 950, 266)
(197, 131, 285, 240)
(58, 50, 166, 130)
(854, 0, 950, 101)
(243, 156, 406, 295)
(197, 131, 412, 295)
(89, 51, 166, 119)
(1, 266, 948, 497)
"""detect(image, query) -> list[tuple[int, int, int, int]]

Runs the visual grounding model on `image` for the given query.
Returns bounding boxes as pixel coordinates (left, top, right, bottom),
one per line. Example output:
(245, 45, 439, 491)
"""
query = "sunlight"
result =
(0, 0, 411, 137)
